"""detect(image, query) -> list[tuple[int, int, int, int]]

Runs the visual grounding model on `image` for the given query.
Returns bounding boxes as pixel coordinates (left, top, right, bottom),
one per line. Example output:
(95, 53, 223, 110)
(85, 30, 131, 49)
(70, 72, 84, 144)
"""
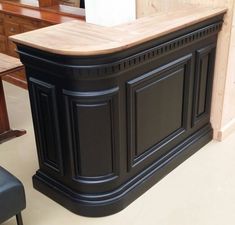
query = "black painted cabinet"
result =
(16, 16, 223, 217)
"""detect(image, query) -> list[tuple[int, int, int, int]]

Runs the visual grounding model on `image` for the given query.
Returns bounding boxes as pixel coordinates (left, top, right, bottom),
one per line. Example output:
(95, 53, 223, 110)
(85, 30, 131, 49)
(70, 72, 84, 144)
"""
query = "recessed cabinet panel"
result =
(29, 78, 64, 175)
(64, 88, 119, 180)
(127, 55, 192, 169)
(197, 54, 209, 115)
(136, 68, 184, 155)
(72, 101, 113, 177)
(192, 44, 216, 126)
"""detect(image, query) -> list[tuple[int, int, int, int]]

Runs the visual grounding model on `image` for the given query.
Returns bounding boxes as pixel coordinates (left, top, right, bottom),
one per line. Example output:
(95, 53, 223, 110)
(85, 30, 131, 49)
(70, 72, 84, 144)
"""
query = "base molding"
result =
(33, 124, 213, 217)
(215, 118, 235, 141)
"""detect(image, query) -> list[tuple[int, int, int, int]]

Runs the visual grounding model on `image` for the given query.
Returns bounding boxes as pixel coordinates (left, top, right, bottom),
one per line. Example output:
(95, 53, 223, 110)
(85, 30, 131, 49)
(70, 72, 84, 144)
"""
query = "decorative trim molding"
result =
(63, 87, 119, 98)
(83, 22, 222, 77)
(63, 87, 120, 183)
(18, 21, 223, 80)
(215, 118, 235, 141)
(126, 55, 192, 170)
(76, 22, 222, 76)
(29, 77, 64, 176)
(192, 44, 216, 127)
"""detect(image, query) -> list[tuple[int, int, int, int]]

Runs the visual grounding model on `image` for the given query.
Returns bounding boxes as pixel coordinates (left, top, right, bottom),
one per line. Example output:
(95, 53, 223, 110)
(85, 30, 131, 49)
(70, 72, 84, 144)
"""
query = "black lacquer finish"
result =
(15, 16, 223, 217)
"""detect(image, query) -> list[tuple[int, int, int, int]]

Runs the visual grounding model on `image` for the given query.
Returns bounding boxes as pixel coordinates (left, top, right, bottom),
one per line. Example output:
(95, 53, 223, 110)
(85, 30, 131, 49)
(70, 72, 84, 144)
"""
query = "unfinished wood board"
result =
(10, 6, 226, 56)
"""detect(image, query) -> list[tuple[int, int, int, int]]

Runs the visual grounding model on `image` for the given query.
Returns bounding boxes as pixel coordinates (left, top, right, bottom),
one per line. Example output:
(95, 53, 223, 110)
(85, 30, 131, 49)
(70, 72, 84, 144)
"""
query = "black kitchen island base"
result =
(33, 124, 212, 217)
(12, 10, 225, 217)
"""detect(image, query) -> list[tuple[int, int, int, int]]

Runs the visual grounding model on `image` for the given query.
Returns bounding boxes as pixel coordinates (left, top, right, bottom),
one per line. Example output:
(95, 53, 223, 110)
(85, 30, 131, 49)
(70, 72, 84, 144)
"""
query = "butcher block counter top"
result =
(10, 5, 226, 56)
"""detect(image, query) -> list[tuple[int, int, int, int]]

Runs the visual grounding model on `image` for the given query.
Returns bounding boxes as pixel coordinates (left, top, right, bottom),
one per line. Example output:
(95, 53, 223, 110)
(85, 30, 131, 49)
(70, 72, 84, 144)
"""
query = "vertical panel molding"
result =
(29, 77, 64, 175)
(63, 87, 120, 182)
(127, 55, 193, 170)
(192, 44, 216, 126)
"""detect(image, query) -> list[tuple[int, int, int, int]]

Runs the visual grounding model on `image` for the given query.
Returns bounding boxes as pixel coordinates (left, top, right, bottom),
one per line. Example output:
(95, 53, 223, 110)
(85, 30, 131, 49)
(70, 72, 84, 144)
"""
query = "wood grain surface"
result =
(0, 1, 85, 24)
(0, 53, 22, 76)
(10, 5, 227, 56)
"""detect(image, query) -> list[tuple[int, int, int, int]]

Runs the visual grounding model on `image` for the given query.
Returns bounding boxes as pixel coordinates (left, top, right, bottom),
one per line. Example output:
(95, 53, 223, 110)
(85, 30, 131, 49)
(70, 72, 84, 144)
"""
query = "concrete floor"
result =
(1, 81, 235, 225)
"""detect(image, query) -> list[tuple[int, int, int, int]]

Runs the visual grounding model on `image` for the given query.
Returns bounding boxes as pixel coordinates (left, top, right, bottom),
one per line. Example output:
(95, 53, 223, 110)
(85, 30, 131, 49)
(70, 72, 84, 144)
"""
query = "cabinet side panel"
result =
(29, 77, 64, 175)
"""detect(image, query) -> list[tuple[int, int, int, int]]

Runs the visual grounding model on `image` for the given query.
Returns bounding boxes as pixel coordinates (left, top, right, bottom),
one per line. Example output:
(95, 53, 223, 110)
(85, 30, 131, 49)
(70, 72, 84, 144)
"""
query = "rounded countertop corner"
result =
(10, 6, 227, 57)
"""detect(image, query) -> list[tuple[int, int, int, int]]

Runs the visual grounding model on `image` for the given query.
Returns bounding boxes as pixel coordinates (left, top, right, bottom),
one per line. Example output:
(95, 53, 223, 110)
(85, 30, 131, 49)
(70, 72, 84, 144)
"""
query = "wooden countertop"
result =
(10, 5, 227, 56)
(0, 1, 85, 24)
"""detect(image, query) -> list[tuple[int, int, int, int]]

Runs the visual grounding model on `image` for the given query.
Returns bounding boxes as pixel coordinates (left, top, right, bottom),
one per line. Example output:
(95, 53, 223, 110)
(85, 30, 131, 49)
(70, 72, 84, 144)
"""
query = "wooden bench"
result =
(0, 53, 26, 143)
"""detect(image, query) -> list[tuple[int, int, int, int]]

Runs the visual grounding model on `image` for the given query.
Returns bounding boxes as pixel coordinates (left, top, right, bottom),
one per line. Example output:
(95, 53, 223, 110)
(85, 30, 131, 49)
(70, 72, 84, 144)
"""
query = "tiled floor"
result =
(1, 82, 235, 225)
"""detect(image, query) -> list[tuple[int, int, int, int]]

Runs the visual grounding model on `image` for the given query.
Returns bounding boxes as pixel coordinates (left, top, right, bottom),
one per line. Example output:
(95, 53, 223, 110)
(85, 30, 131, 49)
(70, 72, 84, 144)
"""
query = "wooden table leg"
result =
(0, 78, 26, 143)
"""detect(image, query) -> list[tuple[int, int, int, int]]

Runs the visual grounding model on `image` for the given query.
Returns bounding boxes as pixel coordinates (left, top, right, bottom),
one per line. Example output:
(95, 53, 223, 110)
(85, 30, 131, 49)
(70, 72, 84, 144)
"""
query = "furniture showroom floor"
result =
(1, 81, 235, 225)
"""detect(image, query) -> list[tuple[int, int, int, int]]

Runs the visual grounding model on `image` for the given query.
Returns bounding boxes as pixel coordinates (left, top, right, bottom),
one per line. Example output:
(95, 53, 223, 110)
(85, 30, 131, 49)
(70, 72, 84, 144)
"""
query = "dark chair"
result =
(0, 166, 26, 225)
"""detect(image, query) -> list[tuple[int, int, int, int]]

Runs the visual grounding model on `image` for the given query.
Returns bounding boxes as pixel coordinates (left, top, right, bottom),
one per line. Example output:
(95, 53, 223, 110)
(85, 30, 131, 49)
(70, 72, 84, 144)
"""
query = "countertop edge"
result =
(9, 7, 227, 57)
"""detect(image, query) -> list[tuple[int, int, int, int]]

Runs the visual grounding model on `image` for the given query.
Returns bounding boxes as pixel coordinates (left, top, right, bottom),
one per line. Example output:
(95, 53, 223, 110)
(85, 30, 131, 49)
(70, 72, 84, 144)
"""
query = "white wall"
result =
(218, 3, 235, 140)
(85, 0, 136, 26)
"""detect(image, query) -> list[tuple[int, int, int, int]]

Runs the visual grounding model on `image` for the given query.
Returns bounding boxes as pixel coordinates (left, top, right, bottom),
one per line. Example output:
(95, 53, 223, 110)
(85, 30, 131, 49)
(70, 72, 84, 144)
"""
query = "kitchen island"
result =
(10, 5, 226, 217)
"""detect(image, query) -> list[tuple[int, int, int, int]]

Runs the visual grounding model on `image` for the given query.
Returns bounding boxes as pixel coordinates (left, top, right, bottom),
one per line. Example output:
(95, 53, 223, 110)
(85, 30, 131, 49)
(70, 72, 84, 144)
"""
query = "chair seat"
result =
(0, 166, 26, 224)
